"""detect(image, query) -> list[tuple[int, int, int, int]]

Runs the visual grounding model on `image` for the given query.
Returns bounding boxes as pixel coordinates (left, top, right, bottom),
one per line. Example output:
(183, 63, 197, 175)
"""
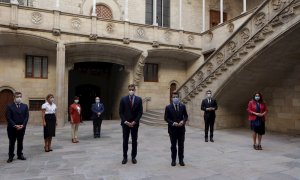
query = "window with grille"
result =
(29, 99, 45, 111)
(145, 0, 170, 27)
(96, 4, 113, 19)
(25, 55, 48, 78)
(144, 63, 159, 82)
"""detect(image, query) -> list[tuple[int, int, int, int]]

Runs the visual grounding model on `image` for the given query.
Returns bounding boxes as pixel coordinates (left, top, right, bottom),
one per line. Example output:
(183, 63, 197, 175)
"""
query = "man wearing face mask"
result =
(6, 92, 29, 163)
(119, 84, 143, 165)
(91, 97, 104, 138)
(201, 90, 218, 142)
(164, 91, 188, 166)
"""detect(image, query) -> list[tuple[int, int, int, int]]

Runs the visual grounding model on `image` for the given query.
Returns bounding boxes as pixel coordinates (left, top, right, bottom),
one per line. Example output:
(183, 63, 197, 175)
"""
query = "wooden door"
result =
(0, 89, 14, 124)
(210, 10, 227, 28)
(170, 83, 177, 103)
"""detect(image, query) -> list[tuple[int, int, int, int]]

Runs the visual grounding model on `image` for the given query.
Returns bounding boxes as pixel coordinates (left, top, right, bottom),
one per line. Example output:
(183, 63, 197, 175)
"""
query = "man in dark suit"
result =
(164, 91, 188, 166)
(91, 97, 105, 138)
(119, 84, 143, 165)
(6, 92, 29, 163)
(201, 90, 218, 142)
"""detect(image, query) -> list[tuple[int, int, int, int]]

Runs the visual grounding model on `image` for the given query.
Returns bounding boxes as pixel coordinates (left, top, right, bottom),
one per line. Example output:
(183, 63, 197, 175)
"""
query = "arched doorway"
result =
(0, 89, 14, 124)
(68, 62, 127, 120)
(170, 83, 177, 103)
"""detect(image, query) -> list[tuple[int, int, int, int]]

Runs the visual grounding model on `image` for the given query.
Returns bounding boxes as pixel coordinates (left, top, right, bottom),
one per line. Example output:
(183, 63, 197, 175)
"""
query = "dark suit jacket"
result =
(119, 95, 143, 126)
(164, 103, 188, 134)
(91, 103, 105, 119)
(201, 98, 218, 119)
(6, 103, 29, 128)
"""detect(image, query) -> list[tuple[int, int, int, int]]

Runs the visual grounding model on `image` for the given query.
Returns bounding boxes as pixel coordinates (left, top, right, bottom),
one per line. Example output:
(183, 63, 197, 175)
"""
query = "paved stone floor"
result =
(0, 121, 300, 180)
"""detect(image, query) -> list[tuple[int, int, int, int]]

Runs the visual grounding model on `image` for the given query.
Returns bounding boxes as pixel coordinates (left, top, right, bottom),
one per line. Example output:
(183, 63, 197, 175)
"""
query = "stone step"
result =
(140, 118, 167, 126)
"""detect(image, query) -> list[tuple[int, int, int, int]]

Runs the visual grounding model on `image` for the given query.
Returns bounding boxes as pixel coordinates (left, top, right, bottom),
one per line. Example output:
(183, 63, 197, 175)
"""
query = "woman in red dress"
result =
(69, 96, 82, 143)
(247, 92, 267, 150)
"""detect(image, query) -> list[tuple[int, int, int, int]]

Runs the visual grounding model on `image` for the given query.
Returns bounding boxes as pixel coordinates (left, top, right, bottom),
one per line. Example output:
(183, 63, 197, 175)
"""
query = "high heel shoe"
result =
(44, 146, 50, 152)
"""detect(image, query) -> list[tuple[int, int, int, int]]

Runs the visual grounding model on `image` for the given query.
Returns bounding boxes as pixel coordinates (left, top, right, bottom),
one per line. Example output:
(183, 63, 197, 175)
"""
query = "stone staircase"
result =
(140, 109, 167, 126)
(178, 0, 300, 103)
(176, 0, 300, 128)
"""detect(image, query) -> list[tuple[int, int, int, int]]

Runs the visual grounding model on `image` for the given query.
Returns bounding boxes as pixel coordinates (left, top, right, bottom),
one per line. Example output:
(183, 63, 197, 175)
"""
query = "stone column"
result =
(133, 51, 148, 86)
(153, 0, 158, 25)
(10, 1, 18, 29)
(243, 0, 247, 13)
(56, 42, 66, 127)
(92, 0, 96, 16)
(55, 0, 59, 10)
(179, 0, 183, 30)
(220, 0, 224, 24)
(124, 0, 129, 21)
(202, 0, 205, 32)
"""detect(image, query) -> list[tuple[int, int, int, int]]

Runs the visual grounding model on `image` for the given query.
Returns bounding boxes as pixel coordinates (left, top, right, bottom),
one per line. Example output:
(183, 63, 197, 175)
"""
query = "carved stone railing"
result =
(0, 3, 201, 49)
(177, 0, 300, 103)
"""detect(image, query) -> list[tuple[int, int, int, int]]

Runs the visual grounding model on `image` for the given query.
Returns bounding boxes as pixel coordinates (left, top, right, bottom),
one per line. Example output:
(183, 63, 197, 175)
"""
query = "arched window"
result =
(96, 4, 113, 19)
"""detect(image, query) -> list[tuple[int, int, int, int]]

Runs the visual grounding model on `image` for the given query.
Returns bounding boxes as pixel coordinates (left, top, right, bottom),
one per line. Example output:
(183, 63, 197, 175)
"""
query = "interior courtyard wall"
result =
(138, 58, 187, 110)
(0, 46, 56, 125)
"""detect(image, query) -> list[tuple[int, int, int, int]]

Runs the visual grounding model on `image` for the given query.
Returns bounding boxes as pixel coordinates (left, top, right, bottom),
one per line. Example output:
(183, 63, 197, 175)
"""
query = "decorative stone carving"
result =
(188, 35, 194, 45)
(262, 25, 274, 34)
(71, 18, 81, 30)
(123, 38, 130, 44)
(206, 62, 213, 74)
(164, 31, 171, 42)
(207, 31, 213, 41)
(183, 86, 189, 94)
(106, 23, 114, 34)
(272, 0, 283, 11)
(190, 79, 196, 89)
(52, 28, 61, 36)
(227, 41, 236, 53)
(197, 71, 204, 81)
(89, 34, 98, 40)
(216, 52, 224, 65)
(240, 28, 250, 43)
(152, 41, 159, 48)
(178, 44, 184, 49)
(136, 27, 145, 39)
(31, 12, 43, 24)
(227, 23, 234, 33)
(133, 52, 147, 85)
(255, 12, 266, 28)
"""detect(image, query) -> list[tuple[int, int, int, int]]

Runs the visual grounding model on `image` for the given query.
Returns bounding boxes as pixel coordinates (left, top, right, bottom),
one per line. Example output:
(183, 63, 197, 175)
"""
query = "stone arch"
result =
(0, 86, 16, 93)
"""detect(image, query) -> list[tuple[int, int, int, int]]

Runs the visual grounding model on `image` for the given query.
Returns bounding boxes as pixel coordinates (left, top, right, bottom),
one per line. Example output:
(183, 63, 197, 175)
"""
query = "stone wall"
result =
(0, 46, 56, 125)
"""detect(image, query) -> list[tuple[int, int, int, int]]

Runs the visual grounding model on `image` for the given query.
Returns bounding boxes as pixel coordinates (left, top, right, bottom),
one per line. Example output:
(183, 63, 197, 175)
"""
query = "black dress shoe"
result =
(132, 158, 137, 164)
(205, 138, 208, 142)
(179, 161, 185, 166)
(7, 158, 13, 163)
(17, 155, 26, 160)
(171, 161, 176, 166)
(210, 138, 214, 142)
(122, 158, 128, 164)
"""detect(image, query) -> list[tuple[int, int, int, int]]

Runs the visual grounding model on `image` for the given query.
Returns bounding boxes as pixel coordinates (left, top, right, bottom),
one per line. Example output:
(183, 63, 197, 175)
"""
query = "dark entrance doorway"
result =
(0, 89, 14, 124)
(75, 84, 101, 121)
(68, 62, 126, 120)
(210, 10, 227, 28)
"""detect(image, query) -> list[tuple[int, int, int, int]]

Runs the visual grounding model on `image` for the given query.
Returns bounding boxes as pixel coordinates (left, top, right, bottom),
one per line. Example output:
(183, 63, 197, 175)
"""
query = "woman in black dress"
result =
(41, 94, 57, 152)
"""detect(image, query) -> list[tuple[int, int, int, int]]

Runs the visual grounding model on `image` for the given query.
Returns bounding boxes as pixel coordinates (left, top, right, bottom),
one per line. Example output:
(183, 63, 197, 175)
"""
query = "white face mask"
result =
(50, 98, 54, 103)
(129, 90, 135, 96)
(207, 94, 212, 98)
(95, 99, 100, 103)
(74, 100, 79, 103)
(15, 97, 22, 104)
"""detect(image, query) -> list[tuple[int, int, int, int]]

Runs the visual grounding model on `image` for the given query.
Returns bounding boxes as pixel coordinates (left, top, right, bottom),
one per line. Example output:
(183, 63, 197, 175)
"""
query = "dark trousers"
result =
(7, 126, 25, 158)
(93, 117, 102, 136)
(169, 131, 185, 161)
(204, 117, 215, 139)
(122, 125, 138, 159)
